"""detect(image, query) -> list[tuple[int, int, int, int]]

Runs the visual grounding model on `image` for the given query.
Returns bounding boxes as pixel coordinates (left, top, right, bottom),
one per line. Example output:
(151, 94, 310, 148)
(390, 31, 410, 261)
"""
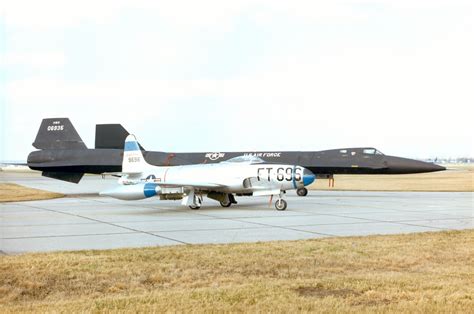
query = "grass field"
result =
(310, 165, 474, 192)
(0, 183, 63, 202)
(1, 230, 473, 312)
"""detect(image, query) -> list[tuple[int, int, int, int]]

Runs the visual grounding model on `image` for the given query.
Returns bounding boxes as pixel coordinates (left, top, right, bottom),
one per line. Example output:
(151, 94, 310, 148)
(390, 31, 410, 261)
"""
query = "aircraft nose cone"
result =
(385, 156, 446, 174)
(303, 168, 316, 186)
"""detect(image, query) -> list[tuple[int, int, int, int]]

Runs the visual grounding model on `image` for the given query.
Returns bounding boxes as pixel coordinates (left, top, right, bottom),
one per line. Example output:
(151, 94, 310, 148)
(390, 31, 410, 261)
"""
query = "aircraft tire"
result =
(220, 200, 232, 207)
(189, 195, 203, 210)
(297, 188, 308, 197)
(275, 199, 287, 211)
(229, 194, 238, 204)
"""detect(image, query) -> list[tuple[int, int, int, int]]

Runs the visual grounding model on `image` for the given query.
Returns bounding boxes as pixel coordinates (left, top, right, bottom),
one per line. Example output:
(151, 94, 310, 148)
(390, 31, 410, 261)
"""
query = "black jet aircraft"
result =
(27, 118, 445, 195)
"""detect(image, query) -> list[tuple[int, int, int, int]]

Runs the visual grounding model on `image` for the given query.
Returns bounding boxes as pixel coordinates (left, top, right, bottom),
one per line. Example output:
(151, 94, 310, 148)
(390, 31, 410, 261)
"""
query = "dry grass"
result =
(310, 166, 474, 192)
(0, 183, 63, 202)
(1, 230, 473, 312)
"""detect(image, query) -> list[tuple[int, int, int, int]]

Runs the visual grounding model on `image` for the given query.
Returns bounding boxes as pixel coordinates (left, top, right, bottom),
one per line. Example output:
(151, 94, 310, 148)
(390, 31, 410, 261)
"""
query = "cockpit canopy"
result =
(338, 148, 384, 156)
(222, 155, 265, 164)
(362, 148, 384, 155)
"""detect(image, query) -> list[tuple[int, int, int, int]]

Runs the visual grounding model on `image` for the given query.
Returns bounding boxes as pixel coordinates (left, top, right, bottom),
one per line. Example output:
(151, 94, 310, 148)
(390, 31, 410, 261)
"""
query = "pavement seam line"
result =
(20, 204, 189, 245)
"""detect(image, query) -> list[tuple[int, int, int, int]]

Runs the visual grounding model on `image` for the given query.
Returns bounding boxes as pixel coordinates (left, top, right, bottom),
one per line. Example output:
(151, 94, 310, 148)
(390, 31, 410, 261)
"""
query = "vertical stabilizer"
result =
(33, 118, 87, 150)
(95, 124, 145, 150)
(122, 135, 148, 173)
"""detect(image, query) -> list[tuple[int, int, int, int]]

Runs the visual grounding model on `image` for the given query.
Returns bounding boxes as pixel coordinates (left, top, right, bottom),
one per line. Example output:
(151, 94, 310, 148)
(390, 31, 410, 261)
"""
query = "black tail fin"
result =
(95, 124, 145, 150)
(33, 118, 87, 150)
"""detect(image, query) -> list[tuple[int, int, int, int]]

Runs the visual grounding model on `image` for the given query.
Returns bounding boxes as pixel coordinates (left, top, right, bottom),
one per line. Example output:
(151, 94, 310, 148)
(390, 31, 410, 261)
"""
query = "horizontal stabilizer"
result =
(33, 118, 87, 150)
(42, 171, 84, 183)
(95, 124, 145, 150)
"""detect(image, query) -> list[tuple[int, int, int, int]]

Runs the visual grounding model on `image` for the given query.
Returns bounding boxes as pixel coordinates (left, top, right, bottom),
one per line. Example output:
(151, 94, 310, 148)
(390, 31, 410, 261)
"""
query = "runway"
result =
(1, 172, 473, 254)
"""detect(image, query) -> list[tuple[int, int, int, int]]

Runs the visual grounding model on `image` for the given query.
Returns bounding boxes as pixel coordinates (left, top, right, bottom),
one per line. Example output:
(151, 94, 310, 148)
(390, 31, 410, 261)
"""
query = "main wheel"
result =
(229, 194, 238, 204)
(189, 195, 202, 210)
(220, 200, 232, 207)
(297, 188, 308, 197)
(275, 199, 287, 211)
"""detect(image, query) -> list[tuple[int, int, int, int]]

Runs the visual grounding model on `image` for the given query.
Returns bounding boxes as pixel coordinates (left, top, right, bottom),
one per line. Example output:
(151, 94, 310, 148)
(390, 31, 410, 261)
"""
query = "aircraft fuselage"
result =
(27, 147, 445, 183)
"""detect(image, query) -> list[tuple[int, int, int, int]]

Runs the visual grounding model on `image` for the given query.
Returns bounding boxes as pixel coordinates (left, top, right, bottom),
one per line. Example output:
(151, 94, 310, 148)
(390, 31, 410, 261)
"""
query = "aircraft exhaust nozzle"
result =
(100, 183, 161, 200)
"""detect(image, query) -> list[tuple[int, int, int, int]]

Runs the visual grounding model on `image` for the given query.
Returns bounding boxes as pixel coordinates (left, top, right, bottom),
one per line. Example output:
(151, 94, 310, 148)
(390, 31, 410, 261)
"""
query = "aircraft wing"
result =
(103, 172, 142, 176)
(242, 177, 283, 196)
(153, 181, 227, 190)
(243, 177, 281, 189)
(102, 172, 226, 189)
(157, 178, 280, 195)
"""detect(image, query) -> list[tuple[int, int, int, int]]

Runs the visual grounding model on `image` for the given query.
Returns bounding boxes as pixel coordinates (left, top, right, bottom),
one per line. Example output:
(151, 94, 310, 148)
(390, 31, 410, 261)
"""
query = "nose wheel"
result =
(275, 199, 287, 211)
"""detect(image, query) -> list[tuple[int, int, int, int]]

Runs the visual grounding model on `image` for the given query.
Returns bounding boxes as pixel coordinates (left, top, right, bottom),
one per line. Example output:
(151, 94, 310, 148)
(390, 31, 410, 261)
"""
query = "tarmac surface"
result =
(1, 172, 473, 254)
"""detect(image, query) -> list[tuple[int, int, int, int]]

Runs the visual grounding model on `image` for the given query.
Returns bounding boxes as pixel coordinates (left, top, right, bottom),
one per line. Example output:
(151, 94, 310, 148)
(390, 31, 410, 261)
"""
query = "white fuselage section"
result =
(100, 135, 316, 209)
(123, 162, 305, 194)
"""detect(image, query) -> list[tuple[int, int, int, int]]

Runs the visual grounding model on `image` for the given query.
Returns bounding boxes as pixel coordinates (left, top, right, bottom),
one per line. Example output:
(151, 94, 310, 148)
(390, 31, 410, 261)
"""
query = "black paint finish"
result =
(27, 119, 445, 183)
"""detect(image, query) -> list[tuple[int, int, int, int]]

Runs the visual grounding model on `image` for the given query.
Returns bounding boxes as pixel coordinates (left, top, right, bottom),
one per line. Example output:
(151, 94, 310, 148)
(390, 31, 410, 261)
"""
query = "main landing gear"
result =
(190, 193, 238, 209)
(220, 199, 231, 207)
(220, 194, 237, 208)
(189, 194, 203, 210)
(297, 187, 308, 197)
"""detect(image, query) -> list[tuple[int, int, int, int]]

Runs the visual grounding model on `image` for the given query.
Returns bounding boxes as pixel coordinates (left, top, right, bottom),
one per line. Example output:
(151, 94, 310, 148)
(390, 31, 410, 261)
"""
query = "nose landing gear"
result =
(275, 199, 287, 211)
(273, 191, 288, 211)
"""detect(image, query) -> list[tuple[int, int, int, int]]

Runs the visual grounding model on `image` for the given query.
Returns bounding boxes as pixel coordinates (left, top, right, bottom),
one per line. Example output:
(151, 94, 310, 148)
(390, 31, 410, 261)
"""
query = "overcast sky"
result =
(1, 0, 473, 161)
